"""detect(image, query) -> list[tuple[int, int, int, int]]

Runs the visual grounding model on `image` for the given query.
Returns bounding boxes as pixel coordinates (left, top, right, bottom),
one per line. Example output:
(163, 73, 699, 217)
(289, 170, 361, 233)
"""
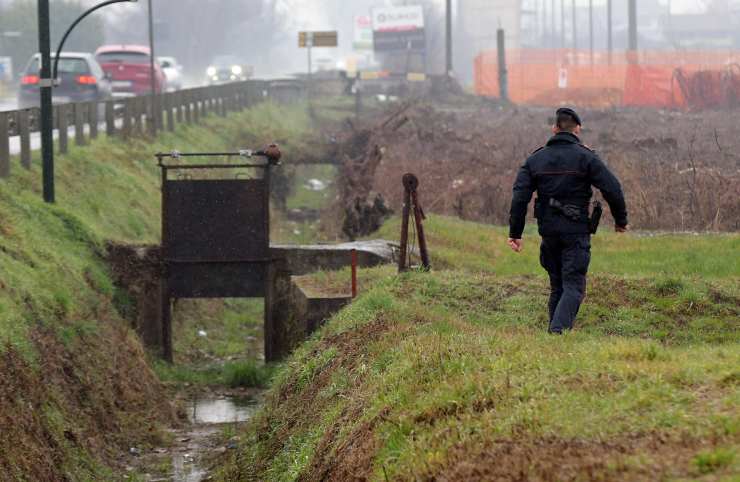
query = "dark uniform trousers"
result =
(540, 234, 591, 333)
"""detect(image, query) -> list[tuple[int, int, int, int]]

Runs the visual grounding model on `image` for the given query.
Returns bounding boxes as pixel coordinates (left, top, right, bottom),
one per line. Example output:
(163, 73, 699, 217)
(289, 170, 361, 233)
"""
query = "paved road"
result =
(0, 98, 17, 112)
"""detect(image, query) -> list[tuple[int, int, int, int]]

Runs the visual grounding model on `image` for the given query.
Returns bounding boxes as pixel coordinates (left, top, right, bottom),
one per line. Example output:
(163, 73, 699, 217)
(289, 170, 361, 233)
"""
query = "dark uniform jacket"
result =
(509, 132, 628, 239)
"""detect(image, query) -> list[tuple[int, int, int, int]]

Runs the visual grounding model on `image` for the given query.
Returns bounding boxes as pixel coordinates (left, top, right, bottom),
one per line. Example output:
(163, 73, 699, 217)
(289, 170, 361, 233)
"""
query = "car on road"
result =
(157, 56, 184, 92)
(17, 52, 113, 109)
(95, 45, 166, 98)
(205, 55, 252, 85)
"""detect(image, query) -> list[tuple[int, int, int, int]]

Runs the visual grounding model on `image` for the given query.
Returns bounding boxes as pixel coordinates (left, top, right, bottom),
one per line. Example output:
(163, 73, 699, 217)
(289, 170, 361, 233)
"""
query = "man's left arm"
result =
(509, 162, 535, 247)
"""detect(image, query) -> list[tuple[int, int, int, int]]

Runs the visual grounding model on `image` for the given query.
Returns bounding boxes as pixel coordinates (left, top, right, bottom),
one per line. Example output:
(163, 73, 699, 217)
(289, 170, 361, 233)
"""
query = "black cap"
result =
(556, 107, 582, 126)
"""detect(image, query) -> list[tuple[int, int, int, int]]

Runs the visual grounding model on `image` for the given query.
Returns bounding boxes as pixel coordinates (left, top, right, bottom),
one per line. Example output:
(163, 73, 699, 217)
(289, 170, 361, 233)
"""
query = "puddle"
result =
(171, 451, 208, 482)
(129, 395, 259, 482)
(189, 396, 257, 424)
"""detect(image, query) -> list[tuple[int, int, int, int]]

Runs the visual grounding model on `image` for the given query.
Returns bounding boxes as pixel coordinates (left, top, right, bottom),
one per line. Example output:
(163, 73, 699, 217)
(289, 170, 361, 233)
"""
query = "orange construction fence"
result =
(474, 49, 740, 109)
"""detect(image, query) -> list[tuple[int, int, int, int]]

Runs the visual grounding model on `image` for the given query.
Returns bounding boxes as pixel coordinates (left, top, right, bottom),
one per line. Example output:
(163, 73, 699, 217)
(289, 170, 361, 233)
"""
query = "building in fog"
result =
(455, 0, 521, 85)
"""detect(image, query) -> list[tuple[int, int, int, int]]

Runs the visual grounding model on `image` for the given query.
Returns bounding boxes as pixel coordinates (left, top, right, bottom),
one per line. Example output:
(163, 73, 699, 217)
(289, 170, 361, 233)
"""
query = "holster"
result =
(548, 198, 584, 222)
(589, 201, 603, 234)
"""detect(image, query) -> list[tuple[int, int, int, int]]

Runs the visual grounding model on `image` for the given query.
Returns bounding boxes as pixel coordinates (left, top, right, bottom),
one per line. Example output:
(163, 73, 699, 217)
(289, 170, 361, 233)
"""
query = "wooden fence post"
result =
(19, 109, 31, 169)
(185, 91, 192, 124)
(123, 99, 132, 138)
(105, 101, 115, 137)
(193, 91, 200, 124)
(199, 91, 206, 119)
(74, 103, 86, 146)
(89, 102, 98, 140)
(57, 104, 69, 154)
(0, 112, 9, 178)
(176, 92, 184, 124)
(166, 93, 175, 132)
(133, 98, 143, 135)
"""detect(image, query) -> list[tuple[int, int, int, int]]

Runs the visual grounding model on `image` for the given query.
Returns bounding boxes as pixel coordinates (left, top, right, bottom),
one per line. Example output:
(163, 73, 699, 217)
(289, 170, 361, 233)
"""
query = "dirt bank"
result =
(0, 325, 175, 480)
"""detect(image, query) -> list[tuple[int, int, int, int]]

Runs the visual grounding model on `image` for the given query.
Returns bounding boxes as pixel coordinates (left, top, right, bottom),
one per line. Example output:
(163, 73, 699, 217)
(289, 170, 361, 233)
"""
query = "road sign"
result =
(0, 57, 12, 82)
(353, 16, 373, 50)
(371, 5, 426, 52)
(299, 31, 338, 48)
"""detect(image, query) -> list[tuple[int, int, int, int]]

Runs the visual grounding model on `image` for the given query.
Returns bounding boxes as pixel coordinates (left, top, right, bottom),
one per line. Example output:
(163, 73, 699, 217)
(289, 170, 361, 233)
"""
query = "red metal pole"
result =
(351, 249, 358, 298)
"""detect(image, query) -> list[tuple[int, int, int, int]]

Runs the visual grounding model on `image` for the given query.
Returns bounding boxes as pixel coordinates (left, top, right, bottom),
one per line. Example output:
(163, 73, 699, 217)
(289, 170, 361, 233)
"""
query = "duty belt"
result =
(548, 198, 586, 222)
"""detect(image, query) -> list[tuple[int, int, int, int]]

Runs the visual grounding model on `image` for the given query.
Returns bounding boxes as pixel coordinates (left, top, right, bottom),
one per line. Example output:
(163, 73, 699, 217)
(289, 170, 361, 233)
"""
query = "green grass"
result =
(219, 215, 740, 481)
(154, 359, 275, 389)
(0, 99, 325, 481)
(375, 216, 740, 278)
(285, 165, 337, 211)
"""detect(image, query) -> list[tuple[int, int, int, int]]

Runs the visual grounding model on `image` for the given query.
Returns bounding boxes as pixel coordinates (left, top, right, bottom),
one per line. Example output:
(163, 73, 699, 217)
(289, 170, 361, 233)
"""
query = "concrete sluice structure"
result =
(107, 241, 398, 362)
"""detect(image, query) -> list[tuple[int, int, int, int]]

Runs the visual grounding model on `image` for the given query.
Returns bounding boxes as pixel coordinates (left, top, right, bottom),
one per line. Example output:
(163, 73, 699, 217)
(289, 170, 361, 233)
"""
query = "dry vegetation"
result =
(335, 102, 740, 235)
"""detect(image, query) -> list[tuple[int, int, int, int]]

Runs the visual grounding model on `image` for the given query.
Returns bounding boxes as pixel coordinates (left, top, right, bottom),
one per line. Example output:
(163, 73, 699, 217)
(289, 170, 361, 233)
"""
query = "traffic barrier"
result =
(474, 48, 740, 110)
(0, 80, 302, 179)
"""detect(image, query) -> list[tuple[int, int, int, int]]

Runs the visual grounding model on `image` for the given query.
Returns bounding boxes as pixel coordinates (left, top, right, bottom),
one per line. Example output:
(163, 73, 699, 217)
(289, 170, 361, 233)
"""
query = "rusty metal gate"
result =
(157, 147, 280, 362)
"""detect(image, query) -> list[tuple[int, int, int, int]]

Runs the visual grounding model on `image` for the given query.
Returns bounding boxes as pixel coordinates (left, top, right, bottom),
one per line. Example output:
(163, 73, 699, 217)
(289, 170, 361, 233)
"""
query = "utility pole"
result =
(589, 0, 593, 64)
(551, 0, 556, 44)
(445, 0, 452, 75)
(38, 0, 54, 203)
(306, 33, 313, 106)
(497, 28, 508, 102)
(628, 0, 637, 52)
(561, 0, 565, 49)
(607, 0, 613, 64)
(147, 0, 157, 135)
(572, 0, 576, 51)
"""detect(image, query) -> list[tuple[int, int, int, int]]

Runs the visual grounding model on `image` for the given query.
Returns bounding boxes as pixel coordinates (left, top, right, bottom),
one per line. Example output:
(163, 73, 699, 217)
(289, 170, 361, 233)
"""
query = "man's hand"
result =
(508, 238, 523, 253)
(615, 224, 629, 233)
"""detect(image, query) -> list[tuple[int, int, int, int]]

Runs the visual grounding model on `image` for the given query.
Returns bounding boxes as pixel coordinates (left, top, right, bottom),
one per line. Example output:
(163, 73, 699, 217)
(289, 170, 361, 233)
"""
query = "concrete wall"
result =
(108, 241, 397, 361)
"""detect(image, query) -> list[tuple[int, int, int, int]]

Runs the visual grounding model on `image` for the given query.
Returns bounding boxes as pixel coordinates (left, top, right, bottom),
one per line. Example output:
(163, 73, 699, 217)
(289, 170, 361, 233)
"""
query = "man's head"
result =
(552, 107, 582, 135)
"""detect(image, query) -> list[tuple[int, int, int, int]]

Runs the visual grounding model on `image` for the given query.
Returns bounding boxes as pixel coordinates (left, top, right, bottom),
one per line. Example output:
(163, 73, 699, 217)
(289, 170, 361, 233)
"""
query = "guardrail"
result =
(0, 79, 305, 178)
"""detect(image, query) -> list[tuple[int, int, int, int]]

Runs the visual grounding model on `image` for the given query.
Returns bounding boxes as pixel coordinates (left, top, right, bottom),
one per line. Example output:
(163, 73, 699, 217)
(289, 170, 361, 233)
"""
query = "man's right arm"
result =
(509, 161, 535, 239)
(588, 154, 628, 228)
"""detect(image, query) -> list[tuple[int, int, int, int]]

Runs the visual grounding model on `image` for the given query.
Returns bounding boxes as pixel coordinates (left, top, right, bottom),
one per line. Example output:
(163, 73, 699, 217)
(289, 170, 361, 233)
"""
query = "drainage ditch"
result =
(126, 394, 261, 481)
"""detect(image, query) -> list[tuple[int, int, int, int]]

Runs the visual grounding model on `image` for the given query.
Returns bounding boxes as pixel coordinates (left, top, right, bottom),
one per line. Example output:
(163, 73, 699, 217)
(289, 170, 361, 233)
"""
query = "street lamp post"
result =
(39, 0, 138, 203)
(147, 0, 157, 135)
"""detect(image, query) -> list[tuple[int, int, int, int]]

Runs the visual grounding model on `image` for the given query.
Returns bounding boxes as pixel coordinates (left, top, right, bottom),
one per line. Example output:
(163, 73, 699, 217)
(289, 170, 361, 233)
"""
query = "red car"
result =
(95, 45, 166, 98)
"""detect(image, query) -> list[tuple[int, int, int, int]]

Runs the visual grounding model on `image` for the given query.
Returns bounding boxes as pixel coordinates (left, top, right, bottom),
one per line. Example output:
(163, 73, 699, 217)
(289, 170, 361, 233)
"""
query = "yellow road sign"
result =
(299, 31, 338, 48)
(360, 71, 380, 80)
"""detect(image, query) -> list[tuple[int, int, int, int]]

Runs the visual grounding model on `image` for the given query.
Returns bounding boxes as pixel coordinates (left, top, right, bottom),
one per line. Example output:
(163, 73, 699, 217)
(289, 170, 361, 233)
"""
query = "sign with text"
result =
(0, 57, 12, 83)
(299, 31, 338, 48)
(353, 15, 373, 50)
(371, 5, 425, 52)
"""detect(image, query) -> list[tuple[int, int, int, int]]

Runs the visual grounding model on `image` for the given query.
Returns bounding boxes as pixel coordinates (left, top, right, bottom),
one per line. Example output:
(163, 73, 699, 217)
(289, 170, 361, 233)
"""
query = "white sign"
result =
(372, 5, 424, 32)
(558, 68, 568, 89)
(353, 15, 373, 50)
(0, 57, 12, 82)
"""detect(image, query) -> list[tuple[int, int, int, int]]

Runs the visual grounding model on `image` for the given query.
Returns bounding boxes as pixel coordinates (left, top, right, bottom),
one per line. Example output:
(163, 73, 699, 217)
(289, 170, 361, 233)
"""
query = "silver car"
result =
(157, 56, 183, 92)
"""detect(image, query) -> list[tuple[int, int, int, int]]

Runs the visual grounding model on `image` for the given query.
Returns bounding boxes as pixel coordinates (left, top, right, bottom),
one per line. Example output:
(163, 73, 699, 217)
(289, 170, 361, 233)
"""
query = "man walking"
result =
(508, 108, 628, 334)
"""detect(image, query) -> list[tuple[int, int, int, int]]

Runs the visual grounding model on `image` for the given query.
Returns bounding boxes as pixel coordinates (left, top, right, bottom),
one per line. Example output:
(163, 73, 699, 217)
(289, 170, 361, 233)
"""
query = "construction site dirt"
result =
(334, 100, 740, 237)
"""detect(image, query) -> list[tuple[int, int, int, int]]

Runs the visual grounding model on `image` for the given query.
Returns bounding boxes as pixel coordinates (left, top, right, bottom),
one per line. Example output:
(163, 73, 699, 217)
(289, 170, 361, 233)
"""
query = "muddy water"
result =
(129, 395, 259, 481)
(189, 397, 255, 425)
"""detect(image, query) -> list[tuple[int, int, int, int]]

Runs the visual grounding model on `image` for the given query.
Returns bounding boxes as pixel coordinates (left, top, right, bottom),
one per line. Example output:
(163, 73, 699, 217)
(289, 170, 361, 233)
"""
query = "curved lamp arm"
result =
(53, 0, 138, 83)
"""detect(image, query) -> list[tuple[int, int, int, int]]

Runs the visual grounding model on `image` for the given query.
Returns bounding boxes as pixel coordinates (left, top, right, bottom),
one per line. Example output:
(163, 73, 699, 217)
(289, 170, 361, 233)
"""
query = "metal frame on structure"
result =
(156, 148, 279, 362)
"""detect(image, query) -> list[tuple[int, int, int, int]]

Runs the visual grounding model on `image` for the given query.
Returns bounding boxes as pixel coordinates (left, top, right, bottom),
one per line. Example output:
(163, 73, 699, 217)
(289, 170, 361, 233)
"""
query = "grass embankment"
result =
(220, 216, 739, 481)
(0, 101, 318, 480)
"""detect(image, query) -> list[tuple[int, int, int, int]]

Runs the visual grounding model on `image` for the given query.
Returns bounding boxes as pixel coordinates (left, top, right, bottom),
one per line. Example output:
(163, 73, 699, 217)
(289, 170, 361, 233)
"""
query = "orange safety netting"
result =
(474, 49, 740, 110)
